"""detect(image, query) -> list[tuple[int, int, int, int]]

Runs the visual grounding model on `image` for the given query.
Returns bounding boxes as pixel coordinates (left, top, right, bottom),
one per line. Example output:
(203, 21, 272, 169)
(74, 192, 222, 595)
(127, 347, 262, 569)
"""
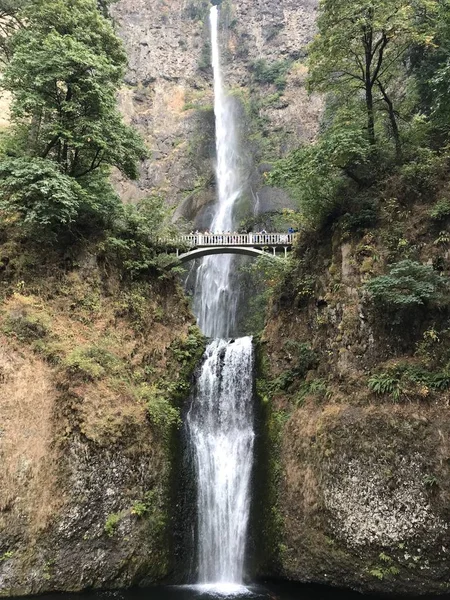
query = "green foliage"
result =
(369, 565, 400, 580)
(0, 0, 146, 241)
(102, 196, 181, 277)
(63, 345, 121, 381)
(369, 372, 401, 401)
(131, 500, 148, 517)
(0, 0, 27, 64)
(2, 309, 49, 342)
(271, 342, 318, 392)
(3, 0, 146, 176)
(368, 362, 450, 401)
(239, 254, 295, 334)
(422, 3, 450, 131)
(137, 384, 181, 435)
(267, 113, 371, 228)
(366, 260, 449, 313)
(169, 327, 205, 367)
(308, 0, 436, 151)
(423, 473, 439, 488)
(184, 0, 209, 20)
(397, 147, 447, 198)
(0, 157, 119, 235)
(434, 230, 450, 246)
(104, 512, 121, 537)
(252, 59, 291, 90)
(130, 489, 163, 520)
(0, 551, 14, 562)
(296, 378, 328, 406)
(283, 340, 318, 375)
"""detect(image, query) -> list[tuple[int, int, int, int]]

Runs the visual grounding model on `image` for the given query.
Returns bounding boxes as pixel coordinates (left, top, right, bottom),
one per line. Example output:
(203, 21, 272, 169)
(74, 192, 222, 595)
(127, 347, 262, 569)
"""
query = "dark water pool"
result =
(18, 582, 450, 600)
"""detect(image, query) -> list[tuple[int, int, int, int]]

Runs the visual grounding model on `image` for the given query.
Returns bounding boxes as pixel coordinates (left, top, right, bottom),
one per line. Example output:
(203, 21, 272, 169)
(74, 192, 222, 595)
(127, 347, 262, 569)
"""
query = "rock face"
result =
(111, 0, 321, 220)
(259, 202, 450, 594)
(0, 259, 203, 596)
(277, 404, 450, 595)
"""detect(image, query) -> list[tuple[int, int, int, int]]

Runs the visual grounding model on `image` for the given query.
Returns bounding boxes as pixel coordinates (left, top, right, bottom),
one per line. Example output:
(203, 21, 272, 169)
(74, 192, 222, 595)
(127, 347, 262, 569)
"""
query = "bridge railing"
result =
(176, 233, 295, 248)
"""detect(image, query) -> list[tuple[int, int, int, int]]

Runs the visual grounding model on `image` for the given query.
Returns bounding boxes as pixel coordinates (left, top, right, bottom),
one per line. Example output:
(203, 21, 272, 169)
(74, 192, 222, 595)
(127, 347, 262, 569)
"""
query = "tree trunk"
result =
(365, 83, 376, 146)
(377, 80, 402, 161)
(364, 28, 376, 146)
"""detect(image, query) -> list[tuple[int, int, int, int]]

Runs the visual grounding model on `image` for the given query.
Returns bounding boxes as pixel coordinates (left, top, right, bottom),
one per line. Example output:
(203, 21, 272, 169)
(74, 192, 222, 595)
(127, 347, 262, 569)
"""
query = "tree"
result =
(3, 0, 146, 178)
(418, 2, 450, 132)
(0, 0, 147, 239)
(267, 110, 371, 227)
(365, 260, 449, 313)
(308, 0, 437, 158)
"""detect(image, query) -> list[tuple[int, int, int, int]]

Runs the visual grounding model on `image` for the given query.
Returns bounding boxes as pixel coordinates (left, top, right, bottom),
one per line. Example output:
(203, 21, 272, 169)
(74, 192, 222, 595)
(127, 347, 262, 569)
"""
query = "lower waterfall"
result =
(186, 338, 255, 586)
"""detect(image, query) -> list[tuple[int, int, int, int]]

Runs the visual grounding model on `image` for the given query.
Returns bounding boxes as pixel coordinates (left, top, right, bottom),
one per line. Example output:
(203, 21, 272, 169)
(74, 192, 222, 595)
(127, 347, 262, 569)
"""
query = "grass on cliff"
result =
(0, 247, 204, 447)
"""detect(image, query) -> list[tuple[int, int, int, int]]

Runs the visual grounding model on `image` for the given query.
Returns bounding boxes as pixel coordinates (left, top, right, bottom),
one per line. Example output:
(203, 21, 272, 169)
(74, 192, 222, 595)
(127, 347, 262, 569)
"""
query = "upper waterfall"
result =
(192, 5, 243, 339)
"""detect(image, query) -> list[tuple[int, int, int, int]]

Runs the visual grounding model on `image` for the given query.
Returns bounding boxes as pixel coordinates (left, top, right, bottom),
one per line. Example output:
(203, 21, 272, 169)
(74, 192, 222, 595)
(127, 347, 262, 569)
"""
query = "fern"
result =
(368, 373, 401, 401)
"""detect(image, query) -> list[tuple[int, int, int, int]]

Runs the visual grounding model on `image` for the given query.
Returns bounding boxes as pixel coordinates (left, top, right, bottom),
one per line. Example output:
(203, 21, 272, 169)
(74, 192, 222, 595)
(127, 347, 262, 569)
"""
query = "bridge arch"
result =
(177, 246, 274, 264)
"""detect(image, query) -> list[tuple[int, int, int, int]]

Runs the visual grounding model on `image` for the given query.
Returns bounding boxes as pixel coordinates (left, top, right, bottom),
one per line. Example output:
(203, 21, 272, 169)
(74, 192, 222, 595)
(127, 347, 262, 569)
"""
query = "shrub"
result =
(64, 345, 123, 381)
(130, 489, 160, 518)
(429, 198, 450, 221)
(296, 378, 328, 405)
(2, 295, 51, 342)
(137, 384, 181, 435)
(0, 158, 84, 230)
(104, 513, 121, 537)
(365, 260, 449, 313)
(368, 363, 450, 401)
(102, 195, 179, 277)
(64, 347, 106, 381)
(368, 372, 401, 401)
(131, 501, 149, 517)
(283, 341, 318, 377)
(252, 59, 291, 90)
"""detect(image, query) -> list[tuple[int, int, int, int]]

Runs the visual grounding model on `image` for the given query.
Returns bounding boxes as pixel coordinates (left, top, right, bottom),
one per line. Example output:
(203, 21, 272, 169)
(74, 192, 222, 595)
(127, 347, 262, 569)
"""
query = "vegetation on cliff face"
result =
(0, 0, 184, 276)
(0, 244, 204, 595)
(268, 0, 450, 231)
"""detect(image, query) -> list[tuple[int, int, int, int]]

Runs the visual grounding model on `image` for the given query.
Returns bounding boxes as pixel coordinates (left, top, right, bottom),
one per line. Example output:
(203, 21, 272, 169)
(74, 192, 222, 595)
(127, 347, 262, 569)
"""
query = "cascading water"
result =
(186, 5, 255, 592)
(192, 5, 242, 340)
(187, 338, 254, 585)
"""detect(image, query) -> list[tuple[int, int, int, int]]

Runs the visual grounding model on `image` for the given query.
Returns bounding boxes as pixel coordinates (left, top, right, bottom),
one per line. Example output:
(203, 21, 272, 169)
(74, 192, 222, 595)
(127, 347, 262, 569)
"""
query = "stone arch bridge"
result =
(169, 233, 296, 264)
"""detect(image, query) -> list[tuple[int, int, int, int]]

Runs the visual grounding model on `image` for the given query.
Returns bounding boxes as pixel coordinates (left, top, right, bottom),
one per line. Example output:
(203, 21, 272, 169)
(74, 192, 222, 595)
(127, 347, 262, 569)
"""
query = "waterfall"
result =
(192, 5, 242, 340)
(185, 5, 255, 591)
(187, 338, 255, 584)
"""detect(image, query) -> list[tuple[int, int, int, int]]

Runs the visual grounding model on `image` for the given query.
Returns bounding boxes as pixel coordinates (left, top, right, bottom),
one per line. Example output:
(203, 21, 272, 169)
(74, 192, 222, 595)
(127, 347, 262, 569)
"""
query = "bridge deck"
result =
(177, 233, 295, 248)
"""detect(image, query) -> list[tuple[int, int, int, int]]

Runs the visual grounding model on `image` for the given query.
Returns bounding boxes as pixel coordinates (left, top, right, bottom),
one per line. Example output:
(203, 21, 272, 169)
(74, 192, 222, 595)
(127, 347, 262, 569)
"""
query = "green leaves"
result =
(365, 260, 450, 310)
(2, 0, 146, 178)
(0, 157, 83, 228)
(0, 157, 124, 236)
(308, 0, 437, 151)
(267, 113, 371, 227)
(0, 0, 147, 242)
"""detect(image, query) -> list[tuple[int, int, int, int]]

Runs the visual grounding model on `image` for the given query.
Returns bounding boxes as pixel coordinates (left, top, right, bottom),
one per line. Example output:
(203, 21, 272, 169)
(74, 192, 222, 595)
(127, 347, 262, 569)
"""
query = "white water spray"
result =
(186, 5, 255, 590)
